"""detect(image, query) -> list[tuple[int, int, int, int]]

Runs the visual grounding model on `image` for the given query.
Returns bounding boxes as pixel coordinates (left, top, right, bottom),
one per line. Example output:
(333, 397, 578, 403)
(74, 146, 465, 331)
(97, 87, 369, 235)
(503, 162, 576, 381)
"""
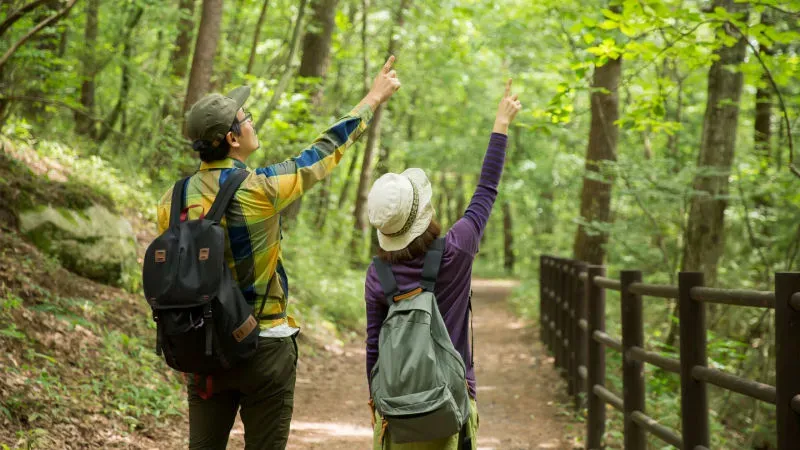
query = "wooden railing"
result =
(539, 255, 800, 449)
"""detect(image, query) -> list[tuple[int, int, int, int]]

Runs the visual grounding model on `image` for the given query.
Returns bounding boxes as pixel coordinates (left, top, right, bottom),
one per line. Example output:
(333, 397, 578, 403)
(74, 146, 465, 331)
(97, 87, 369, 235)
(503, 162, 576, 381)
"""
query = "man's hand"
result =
(493, 78, 522, 135)
(367, 55, 401, 106)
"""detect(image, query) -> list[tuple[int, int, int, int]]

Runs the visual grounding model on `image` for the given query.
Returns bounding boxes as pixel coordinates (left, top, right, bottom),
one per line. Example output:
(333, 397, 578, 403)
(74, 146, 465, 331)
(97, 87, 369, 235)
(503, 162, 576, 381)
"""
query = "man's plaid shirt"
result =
(157, 103, 374, 330)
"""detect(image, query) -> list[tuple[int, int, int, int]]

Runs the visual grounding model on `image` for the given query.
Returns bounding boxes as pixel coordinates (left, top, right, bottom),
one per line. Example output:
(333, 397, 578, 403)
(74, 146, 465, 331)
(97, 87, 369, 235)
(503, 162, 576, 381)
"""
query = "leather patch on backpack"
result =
(232, 315, 257, 342)
(198, 248, 210, 261)
(154, 250, 166, 263)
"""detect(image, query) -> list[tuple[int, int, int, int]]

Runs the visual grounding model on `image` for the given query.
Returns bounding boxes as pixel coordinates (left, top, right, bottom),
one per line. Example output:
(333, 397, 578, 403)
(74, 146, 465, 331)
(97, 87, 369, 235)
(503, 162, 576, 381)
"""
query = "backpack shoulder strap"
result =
(206, 169, 249, 223)
(372, 257, 399, 306)
(420, 238, 445, 292)
(169, 176, 191, 227)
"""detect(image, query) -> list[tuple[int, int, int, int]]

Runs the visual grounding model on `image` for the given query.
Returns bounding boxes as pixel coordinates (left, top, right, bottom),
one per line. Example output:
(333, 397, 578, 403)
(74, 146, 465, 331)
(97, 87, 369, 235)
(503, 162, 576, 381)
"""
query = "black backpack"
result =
(142, 169, 259, 374)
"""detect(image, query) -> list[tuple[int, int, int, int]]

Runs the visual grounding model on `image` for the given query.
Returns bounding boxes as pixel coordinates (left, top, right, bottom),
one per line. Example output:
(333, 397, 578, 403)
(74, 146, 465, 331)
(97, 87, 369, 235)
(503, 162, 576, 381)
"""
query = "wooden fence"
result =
(539, 255, 800, 449)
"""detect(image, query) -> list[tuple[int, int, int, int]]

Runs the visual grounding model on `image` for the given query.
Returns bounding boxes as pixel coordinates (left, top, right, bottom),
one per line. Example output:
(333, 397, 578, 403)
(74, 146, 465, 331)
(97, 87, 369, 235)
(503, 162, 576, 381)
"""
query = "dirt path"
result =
(265, 279, 579, 450)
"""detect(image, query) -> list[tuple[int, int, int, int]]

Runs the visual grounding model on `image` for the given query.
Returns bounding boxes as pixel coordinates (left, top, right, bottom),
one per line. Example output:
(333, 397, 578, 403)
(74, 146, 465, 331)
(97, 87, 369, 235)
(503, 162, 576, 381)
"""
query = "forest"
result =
(1, 0, 800, 448)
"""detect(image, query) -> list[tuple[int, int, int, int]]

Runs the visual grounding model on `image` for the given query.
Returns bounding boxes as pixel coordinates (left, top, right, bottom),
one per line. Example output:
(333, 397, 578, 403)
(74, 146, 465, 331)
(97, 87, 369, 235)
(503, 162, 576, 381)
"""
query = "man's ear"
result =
(225, 131, 240, 148)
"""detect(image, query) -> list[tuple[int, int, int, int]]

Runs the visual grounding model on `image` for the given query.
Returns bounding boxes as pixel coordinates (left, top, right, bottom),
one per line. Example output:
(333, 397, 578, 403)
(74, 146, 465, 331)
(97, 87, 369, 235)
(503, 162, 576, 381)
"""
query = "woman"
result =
(364, 79, 522, 449)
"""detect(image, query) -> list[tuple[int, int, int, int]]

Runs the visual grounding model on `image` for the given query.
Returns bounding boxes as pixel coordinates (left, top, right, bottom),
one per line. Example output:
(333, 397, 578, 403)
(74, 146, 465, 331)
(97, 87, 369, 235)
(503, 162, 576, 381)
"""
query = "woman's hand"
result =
(493, 78, 522, 135)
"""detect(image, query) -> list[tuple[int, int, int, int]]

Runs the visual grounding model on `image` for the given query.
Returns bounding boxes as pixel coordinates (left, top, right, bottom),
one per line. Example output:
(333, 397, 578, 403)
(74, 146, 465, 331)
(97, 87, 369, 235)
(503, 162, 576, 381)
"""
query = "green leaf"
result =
(598, 20, 619, 30)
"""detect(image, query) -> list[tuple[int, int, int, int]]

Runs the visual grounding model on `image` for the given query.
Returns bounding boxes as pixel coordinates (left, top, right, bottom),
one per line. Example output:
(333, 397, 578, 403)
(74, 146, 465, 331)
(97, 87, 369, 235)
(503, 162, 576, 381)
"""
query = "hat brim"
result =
(227, 86, 250, 110)
(376, 168, 435, 252)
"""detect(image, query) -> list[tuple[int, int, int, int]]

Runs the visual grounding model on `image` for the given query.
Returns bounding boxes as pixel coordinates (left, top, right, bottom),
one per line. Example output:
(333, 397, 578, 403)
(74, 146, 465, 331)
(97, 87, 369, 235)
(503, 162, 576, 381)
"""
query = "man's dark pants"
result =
(188, 335, 298, 449)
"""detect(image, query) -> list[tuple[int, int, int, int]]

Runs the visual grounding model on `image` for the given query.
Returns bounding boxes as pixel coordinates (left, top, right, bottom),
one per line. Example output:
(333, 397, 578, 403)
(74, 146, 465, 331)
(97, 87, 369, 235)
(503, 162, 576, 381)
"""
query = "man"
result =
(156, 56, 400, 449)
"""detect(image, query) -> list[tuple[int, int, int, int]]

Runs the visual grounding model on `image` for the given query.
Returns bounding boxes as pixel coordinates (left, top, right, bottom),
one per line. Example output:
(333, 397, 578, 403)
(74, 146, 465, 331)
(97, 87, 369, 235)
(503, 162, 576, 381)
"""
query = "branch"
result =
(727, 22, 797, 180)
(622, 19, 719, 86)
(0, 0, 50, 38)
(752, 2, 800, 17)
(0, 0, 78, 72)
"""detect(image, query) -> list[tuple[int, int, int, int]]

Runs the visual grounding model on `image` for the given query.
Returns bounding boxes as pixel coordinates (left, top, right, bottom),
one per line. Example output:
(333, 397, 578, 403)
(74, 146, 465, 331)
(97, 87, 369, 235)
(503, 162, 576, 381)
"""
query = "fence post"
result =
(678, 271, 708, 449)
(775, 272, 800, 449)
(556, 259, 567, 377)
(620, 270, 645, 450)
(566, 262, 576, 397)
(540, 256, 548, 349)
(544, 257, 554, 355)
(574, 261, 588, 409)
(552, 259, 561, 368)
(585, 266, 606, 450)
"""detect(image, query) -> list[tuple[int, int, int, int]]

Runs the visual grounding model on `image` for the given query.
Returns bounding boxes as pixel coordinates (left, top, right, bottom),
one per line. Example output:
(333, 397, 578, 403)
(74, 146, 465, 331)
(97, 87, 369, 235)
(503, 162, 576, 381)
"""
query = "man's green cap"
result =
(186, 86, 250, 144)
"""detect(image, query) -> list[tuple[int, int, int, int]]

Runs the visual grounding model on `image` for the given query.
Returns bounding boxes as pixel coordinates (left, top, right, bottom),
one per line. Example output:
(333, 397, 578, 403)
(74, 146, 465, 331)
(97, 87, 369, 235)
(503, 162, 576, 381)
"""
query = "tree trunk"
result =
(297, 0, 339, 107)
(455, 174, 465, 219)
(255, 0, 308, 131)
(754, 74, 772, 160)
(681, 0, 749, 284)
(572, 19, 621, 265)
(361, 0, 369, 93)
(216, 0, 247, 89)
(351, 111, 381, 259)
(503, 200, 514, 274)
(173, 0, 196, 81)
(665, 1, 750, 349)
(246, 0, 271, 75)
(75, 0, 99, 137)
(97, 6, 144, 144)
(364, 0, 411, 257)
(281, 0, 340, 223)
(754, 11, 775, 165)
(160, 0, 195, 118)
(338, 144, 362, 209)
(314, 176, 332, 228)
(182, 0, 224, 118)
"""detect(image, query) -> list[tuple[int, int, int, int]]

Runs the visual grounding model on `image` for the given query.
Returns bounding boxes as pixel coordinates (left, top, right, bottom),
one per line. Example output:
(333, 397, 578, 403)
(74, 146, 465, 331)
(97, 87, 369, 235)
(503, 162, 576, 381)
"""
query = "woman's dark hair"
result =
(192, 121, 242, 162)
(377, 219, 442, 264)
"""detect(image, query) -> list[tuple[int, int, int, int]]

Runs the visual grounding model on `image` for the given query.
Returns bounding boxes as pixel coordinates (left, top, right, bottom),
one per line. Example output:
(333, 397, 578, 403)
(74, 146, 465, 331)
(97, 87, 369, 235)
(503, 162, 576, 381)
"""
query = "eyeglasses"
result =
(232, 111, 253, 128)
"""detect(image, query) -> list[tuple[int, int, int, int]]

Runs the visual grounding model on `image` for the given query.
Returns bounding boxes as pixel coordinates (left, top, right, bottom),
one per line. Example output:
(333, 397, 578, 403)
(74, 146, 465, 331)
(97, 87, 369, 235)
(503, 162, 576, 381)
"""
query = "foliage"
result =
(2, 0, 800, 447)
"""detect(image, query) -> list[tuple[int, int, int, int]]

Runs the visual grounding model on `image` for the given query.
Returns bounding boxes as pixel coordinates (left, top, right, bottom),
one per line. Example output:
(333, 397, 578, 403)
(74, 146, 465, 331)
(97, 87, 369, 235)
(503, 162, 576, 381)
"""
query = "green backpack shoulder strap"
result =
(373, 257, 399, 307)
(420, 238, 445, 292)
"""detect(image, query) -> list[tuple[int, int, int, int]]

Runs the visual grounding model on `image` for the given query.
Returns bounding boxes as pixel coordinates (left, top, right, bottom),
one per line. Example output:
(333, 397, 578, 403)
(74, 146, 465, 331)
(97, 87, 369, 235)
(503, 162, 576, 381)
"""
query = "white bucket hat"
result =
(367, 168, 435, 252)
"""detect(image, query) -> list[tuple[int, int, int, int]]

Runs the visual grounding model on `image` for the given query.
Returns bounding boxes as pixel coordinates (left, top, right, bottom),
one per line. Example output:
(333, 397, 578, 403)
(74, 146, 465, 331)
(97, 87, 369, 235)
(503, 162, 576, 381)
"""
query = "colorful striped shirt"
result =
(157, 103, 374, 330)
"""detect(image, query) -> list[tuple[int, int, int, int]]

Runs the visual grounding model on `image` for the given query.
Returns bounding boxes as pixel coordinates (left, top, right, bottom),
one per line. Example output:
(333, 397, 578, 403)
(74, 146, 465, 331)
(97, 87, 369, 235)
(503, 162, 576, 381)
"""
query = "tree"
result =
(0, 0, 77, 73)
(254, 0, 308, 131)
(98, 6, 145, 143)
(572, 7, 621, 265)
(754, 10, 775, 163)
(503, 200, 514, 274)
(297, 0, 339, 107)
(336, 0, 370, 210)
(75, 0, 99, 137)
(246, 0, 271, 75)
(183, 0, 224, 118)
(287, 0, 340, 225)
(171, 0, 196, 82)
(681, 0, 750, 285)
(358, 0, 411, 259)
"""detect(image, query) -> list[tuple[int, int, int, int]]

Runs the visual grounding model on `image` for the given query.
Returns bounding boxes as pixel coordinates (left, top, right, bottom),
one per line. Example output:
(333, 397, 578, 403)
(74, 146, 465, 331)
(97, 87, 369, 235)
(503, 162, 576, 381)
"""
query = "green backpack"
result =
(370, 238, 471, 445)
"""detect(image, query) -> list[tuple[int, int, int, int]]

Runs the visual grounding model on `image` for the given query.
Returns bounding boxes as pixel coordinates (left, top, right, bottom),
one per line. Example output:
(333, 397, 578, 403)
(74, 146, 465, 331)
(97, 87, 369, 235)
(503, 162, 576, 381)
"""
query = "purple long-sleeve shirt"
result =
(364, 132, 508, 400)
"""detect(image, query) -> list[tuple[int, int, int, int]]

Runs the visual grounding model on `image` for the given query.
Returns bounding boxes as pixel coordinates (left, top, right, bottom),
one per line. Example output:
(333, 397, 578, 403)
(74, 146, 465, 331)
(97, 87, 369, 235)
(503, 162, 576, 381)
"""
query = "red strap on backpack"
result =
(180, 204, 205, 222)
(191, 374, 214, 400)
